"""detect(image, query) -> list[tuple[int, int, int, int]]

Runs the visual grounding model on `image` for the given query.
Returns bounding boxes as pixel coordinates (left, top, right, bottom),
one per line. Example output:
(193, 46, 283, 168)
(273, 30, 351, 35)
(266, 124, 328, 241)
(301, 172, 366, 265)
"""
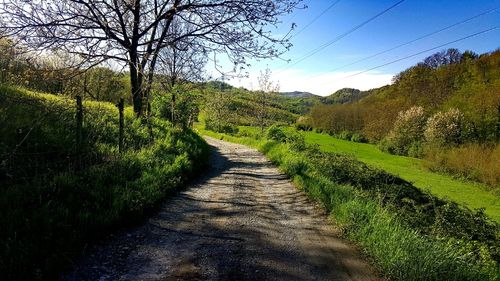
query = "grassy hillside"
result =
(218, 125, 500, 222)
(302, 131, 500, 223)
(321, 87, 371, 104)
(279, 91, 319, 99)
(0, 85, 209, 280)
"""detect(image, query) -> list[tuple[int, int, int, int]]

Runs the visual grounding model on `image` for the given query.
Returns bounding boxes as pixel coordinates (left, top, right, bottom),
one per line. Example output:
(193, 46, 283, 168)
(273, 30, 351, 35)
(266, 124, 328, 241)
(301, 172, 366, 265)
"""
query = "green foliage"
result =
(74, 67, 129, 103)
(152, 85, 201, 129)
(201, 86, 299, 128)
(204, 117, 239, 134)
(266, 124, 287, 142)
(265, 125, 306, 151)
(305, 49, 500, 187)
(350, 132, 367, 143)
(0, 40, 129, 101)
(321, 87, 368, 104)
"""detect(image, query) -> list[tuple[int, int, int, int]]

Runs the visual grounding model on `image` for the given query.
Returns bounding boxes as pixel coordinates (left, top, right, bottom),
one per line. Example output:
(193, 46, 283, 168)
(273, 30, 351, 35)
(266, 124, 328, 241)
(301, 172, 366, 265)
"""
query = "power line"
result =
(323, 6, 499, 74)
(328, 25, 500, 84)
(289, 0, 342, 39)
(278, 0, 406, 73)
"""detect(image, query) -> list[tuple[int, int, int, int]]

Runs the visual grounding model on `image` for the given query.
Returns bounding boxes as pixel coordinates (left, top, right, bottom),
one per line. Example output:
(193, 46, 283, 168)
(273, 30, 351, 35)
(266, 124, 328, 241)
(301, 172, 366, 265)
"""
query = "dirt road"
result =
(63, 137, 383, 281)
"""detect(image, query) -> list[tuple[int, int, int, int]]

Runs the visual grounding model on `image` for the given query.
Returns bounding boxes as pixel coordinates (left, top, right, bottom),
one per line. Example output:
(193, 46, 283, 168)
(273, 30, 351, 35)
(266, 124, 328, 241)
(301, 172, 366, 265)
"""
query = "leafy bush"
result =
(295, 122, 313, 131)
(266, 125, 306, 151)
(350, 133, 367, 143)
(338, 130, 353, 141)
(266, 124, 287, 142)
(407, 141, 424, 158)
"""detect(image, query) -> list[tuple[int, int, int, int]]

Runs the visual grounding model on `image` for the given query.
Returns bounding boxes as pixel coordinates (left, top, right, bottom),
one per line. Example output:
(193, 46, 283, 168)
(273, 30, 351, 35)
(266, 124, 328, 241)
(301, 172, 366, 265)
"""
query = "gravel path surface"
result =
(63, 136, 384, 281)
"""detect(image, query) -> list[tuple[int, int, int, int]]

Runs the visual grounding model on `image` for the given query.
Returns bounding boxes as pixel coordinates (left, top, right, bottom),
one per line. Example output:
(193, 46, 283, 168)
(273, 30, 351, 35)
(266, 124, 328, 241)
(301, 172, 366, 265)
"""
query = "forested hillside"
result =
(321, 87, 372, 104)
(309, 49, 499, 142)
(307, 49, 500, 188)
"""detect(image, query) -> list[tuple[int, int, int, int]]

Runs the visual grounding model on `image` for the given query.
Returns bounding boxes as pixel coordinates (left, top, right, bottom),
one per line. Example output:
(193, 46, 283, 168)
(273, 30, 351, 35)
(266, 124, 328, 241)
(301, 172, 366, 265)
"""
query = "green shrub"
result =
(407, 141, 424, 158)
(282, 152, 309, 176)
(295, 122, 312, 131)
(265, 125, 306, 151)
(266, 124, 287, 142)
(338, 130, 353, 141)
(350, 133, 367, 143)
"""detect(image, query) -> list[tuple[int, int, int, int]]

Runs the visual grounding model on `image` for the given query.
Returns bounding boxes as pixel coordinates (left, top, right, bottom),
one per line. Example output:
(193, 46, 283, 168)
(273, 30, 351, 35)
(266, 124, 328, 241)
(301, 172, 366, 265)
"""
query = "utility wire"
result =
(323, 6, 500, 74)
(278, 0, 406, 73)
(328, 25, 500, 84)
(289, 0, 342, 39)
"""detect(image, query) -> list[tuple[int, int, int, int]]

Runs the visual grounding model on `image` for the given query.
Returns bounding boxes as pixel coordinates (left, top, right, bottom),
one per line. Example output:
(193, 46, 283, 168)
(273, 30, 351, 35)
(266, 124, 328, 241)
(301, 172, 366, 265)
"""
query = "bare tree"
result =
(423, 48, 462, 69)
(256, 68, 279, 133)
(0, 0, 301, 117)
(156, 20, 207, 124)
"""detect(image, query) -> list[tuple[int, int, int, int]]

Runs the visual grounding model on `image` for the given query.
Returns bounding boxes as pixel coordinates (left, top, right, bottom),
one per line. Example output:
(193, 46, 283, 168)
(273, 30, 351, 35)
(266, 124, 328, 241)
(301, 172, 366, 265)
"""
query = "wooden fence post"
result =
(75, 95, 83, 169)
(147, 102, 154, 143)
(118, 98, 124, 153)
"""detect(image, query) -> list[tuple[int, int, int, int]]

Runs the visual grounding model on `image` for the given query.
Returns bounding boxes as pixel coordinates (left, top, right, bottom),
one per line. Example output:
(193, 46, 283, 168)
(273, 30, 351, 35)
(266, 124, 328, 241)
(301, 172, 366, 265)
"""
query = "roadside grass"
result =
(0, 86, 210, 280)
(198, 125, 500, 281)
(221, 125, 500, 222)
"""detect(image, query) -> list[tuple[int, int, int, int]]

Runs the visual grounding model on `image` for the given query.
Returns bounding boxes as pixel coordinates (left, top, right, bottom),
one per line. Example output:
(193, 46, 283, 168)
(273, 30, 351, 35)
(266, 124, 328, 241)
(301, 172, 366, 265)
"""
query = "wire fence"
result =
(0, 92, 127, 185)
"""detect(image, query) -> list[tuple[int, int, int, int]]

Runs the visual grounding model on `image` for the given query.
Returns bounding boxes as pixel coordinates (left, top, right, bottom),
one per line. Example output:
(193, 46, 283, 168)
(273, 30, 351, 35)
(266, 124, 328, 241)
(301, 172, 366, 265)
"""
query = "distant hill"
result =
(321, 88, 370, 104)
(280, 91, 319, 99)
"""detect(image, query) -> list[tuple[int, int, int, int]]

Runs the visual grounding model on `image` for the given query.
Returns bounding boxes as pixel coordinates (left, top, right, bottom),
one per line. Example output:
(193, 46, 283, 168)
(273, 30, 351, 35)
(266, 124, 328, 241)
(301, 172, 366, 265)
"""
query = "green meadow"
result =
(302, 130, 500, 223)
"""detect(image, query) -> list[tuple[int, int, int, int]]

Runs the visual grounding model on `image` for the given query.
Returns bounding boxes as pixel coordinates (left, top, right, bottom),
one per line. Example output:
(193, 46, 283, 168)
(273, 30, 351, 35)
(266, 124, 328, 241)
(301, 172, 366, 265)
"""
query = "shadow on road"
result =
(62, 137, 383, 281)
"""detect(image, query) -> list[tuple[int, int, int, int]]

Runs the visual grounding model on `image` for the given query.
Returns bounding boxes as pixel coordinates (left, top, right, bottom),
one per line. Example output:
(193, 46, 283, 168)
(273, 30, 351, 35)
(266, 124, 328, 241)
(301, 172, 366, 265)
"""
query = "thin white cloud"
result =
(227, 68, 395, 96)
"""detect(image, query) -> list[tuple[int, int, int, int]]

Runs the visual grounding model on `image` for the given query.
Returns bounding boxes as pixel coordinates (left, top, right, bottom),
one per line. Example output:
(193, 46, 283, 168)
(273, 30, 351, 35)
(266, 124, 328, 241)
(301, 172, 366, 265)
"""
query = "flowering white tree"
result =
(425, 108, 468, 146)
(383, 106, 427, 155)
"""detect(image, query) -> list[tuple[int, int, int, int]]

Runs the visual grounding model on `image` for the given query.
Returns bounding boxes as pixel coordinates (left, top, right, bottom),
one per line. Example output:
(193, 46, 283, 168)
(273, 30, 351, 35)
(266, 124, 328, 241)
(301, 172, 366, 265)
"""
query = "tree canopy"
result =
(0, 0, 301, 116)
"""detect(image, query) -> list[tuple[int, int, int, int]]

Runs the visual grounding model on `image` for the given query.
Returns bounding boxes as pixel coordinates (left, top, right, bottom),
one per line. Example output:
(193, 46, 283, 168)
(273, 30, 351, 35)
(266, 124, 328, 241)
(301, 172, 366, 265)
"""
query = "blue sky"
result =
(222, 0, 500, 96)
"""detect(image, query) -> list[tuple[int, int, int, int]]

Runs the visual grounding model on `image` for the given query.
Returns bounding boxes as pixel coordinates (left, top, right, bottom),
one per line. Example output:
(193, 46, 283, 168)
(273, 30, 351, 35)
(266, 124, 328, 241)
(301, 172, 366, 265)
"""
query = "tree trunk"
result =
(171, 91, 176, 124)
(129, 57, 143, 117)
